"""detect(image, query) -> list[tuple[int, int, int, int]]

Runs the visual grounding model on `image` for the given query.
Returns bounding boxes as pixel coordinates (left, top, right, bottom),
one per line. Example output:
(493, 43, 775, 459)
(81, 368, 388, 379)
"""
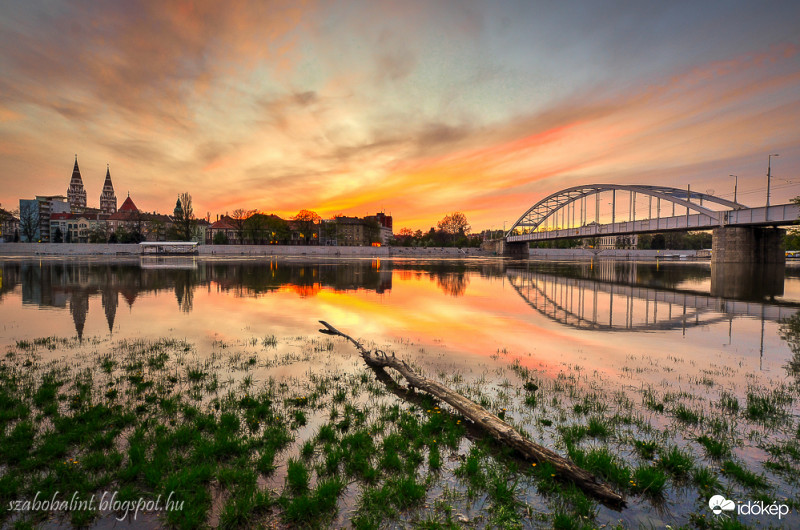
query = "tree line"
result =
(213, 209, 383, 246)
(530, 231, 713, 250)
(393, 212, 484, 247)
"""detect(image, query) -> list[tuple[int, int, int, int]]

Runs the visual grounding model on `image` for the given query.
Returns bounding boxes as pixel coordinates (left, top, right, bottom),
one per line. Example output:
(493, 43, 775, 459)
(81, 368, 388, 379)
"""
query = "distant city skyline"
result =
(1, 1, 799, 231)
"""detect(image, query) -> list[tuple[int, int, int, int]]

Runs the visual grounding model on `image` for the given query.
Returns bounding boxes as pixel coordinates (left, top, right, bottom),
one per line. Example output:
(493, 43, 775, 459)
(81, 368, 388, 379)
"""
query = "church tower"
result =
(100, 164, 117, 214)
(67, 155, 87, 211)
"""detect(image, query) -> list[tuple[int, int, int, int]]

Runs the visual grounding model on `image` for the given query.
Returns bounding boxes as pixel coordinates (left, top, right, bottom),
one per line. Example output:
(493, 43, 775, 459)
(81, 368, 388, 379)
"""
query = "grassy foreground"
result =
(0, 334, 798, 528)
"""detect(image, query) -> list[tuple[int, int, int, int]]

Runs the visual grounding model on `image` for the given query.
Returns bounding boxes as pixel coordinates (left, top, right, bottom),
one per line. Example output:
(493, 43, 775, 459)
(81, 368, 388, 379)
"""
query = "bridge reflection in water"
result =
(506, 261, 798, 350)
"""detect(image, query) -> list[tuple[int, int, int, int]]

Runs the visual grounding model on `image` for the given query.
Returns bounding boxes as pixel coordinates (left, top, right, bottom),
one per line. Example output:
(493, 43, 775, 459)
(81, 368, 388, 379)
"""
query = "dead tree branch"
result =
(319, 320, 626, 507)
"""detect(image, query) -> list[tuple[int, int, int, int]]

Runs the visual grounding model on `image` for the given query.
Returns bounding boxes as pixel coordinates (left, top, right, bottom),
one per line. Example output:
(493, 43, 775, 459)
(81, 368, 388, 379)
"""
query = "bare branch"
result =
(319, 321, 626, 507)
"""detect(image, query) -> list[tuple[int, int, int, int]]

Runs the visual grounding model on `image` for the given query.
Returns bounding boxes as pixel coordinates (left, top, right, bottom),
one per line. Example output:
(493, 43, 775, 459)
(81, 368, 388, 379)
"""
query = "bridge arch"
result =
(505, 268, 795, 331)
(506, 184, 744, 237)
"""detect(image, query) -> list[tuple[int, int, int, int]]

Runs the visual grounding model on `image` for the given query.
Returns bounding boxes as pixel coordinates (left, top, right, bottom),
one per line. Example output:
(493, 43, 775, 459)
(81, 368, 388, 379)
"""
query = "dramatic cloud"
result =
(1, 0, 799, 230)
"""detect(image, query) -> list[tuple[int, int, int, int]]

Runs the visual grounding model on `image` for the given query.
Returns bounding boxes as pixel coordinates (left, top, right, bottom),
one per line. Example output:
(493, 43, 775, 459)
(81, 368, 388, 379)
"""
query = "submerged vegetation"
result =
(0, 331, 799, 528)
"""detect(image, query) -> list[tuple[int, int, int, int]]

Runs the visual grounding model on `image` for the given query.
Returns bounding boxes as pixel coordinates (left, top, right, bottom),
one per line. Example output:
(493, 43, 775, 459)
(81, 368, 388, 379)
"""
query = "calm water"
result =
(2, 256, 800, 527)
(1, 257, 799, 382)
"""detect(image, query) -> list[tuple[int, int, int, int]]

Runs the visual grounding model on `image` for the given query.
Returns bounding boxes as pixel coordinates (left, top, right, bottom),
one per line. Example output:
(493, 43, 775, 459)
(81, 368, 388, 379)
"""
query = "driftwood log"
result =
(318, 320, 626, 507)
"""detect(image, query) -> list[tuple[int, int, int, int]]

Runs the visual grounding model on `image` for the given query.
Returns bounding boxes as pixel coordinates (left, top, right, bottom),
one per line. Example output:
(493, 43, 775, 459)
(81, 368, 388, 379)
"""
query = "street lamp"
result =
(729, 174, 738, 204)
(766, 153, 779, 208)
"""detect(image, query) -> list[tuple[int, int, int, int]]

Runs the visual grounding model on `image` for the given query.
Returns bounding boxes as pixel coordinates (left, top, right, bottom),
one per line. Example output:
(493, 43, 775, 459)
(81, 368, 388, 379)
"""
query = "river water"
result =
(1, 257, 798, 381)
(1, 256, 799, 527)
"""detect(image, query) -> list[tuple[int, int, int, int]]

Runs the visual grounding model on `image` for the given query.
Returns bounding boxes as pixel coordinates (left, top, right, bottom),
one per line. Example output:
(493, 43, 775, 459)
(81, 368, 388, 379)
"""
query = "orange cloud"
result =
(1, 3, 799, 228)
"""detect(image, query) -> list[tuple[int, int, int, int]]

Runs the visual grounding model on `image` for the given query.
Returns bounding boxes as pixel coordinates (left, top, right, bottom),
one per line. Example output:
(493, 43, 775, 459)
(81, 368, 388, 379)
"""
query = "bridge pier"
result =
(710, 262, 785, 300)
(503, 241, 529, 258)
(480, 239, 529, 257)
(712, 226, 785, 264)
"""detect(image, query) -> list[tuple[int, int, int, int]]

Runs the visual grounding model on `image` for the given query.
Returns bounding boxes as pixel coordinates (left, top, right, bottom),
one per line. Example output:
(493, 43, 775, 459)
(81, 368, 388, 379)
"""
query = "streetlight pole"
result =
(729, 174, 738, 204)
(766, 153, 779, 209)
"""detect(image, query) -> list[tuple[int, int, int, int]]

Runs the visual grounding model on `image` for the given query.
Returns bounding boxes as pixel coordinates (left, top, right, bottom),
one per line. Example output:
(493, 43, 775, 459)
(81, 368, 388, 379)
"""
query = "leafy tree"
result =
(615, 235, 633, 249)
(365, 219, 381, 245)
(321, 219, 338, 245)
(785, 229, 800, 251)
(636, 231, 711, 250)
(787, 195, 800, 250)
(109, 228, 121, 243)
(244, 213, 270, 244)
(53, 226, 63, 243)
(584, 236, 599, 249)
(88, 223, 110, 243)
(146, 218, 165, 242)
(293, 209, 320, 245)
(111, 222, 144, 244)
(637, 234, 653, 249)
(778, 312, 800, 385)
(265, 215, 290, 244)
(651, 233, 666, 249)
(683, 231, 712, 250)
(128, 211, 148, 243)
(391, 223, 484, 248)
(213, 231, 229, 245)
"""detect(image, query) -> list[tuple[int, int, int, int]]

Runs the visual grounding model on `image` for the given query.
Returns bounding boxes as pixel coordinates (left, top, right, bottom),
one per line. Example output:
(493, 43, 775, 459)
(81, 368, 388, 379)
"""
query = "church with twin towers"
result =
(67, 155, 118, 214)
(20, 155, 181, 243)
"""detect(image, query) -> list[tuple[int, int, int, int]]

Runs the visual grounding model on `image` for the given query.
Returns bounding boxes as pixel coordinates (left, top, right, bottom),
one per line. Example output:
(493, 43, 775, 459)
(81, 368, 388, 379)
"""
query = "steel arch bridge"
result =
(506, 184, 745, 238)
(506, 266, 798, 333)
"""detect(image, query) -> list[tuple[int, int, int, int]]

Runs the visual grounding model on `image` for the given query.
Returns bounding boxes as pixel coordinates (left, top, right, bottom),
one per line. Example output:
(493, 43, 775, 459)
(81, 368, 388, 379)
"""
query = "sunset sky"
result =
(1, 0, 799, 231)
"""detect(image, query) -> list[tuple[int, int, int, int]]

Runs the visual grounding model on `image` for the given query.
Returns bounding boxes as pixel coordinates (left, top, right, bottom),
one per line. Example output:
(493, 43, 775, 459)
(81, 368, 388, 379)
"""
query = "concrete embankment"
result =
(528, 248, 704, 259)
(0, 243, 707, 260)
(0, 243, 490, 258)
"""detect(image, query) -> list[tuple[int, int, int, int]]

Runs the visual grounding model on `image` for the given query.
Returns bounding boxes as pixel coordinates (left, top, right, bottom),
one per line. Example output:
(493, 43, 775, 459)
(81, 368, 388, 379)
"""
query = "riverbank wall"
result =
(528, 248, 704, 259)
(0, 243, 489, 258)
(0, 243, 708, 260)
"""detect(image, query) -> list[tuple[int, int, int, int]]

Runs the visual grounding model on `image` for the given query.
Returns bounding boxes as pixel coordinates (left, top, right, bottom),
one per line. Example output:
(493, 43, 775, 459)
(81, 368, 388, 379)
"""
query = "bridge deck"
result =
(508, 203, 799, 243)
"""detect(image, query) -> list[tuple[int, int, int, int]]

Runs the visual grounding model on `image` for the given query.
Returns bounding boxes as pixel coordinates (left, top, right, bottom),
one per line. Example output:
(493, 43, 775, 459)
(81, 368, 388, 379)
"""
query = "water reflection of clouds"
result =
(0, 259, 798, 387)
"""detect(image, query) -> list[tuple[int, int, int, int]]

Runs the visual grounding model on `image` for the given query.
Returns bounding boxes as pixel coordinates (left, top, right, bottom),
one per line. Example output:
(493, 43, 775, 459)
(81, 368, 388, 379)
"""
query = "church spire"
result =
(100, 163, 117, 214)
(67, 155, 87, 212)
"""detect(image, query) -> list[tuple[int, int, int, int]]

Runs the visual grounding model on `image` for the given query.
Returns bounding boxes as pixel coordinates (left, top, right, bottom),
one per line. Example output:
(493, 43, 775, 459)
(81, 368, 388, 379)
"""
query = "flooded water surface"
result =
(1, 257, 799, 528)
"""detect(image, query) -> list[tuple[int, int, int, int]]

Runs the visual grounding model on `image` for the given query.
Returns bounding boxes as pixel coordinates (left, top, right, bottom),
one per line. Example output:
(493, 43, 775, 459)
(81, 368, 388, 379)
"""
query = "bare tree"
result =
(19, 201, 39, 242)
(437, 212, 470, 236)
(437, 212, 470, 245)
(172, 192, 197, 241)
(230, 208, 255, 244)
